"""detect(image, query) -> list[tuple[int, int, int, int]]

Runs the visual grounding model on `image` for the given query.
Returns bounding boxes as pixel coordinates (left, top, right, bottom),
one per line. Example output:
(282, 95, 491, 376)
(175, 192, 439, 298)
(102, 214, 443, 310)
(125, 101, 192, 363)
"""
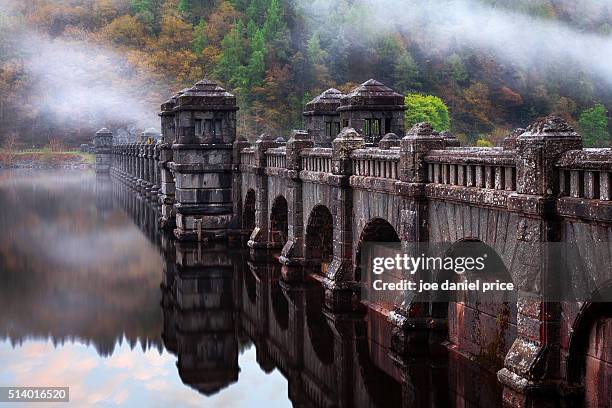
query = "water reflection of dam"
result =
(0, 170, 163, 356)
(112, 174, 504, 407)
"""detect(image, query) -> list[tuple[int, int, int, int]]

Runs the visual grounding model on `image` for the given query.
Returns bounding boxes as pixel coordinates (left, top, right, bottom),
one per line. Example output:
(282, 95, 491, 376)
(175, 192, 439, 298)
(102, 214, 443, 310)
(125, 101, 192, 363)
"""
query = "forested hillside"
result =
(0, 0, 611, 146)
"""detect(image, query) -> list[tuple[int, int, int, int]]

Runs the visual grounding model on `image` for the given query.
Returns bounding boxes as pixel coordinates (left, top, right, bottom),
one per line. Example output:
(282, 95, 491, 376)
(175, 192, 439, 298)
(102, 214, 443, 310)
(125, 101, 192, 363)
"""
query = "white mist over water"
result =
(0, 0, 164, 136)
(302, 0, 612, 85)
(22, 31, 161, 131)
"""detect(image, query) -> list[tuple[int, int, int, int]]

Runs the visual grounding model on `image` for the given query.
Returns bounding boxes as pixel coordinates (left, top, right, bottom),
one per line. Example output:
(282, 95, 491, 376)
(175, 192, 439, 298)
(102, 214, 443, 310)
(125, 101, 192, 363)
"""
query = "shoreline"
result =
(0, 151, 95, 170)
(0, 162, 94, 170)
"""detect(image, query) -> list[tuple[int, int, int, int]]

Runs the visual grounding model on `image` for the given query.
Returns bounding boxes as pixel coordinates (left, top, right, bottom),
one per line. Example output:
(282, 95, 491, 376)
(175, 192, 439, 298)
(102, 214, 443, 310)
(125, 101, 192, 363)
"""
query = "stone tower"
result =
(303, 88, 343, 147)
(171, 79, 239, 241)
(94, 127, 113, 173)
(338, 79, 406, 145)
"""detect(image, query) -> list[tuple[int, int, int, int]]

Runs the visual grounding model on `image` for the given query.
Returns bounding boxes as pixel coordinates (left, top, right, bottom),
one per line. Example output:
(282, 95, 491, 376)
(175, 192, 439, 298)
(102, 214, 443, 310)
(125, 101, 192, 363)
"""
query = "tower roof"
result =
(174, 78, 238, 111)
(95, 127, 112, 135)
(304, 88, 343, 115)
(160, 88, 189, 114)
(339, 79, 405, 111)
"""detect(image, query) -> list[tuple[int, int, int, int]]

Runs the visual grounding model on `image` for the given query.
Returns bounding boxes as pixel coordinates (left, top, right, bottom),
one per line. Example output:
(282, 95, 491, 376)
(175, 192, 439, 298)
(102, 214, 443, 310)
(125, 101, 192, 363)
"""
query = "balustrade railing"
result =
(301, 148, 332, 173)
(351, 148, 400, 180)
(265, 147, 287, 168)
(425, 148, 517, 192)
(557, 149, 612, 201)
(240, 147, 256, 166)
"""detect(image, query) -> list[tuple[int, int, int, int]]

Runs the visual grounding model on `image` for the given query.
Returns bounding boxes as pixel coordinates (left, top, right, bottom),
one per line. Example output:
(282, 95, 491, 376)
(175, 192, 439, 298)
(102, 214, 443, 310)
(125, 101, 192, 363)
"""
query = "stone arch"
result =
(435, 239, 517, 368)
(242, 189, 256, 237)
(305, 205, 333, 275)
(355, 218, 400, 284)
(567, 284, 612, 407)
(269, 195, 288, 248)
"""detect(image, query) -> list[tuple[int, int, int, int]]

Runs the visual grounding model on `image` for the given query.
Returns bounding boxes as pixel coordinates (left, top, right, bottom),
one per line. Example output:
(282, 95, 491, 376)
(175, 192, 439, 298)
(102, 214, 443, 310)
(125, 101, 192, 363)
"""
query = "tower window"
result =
(325, 121, 341, 137)
(364, 118, 381, 137)
(385, 118, 391, 134)
(195, 119, 202, 136)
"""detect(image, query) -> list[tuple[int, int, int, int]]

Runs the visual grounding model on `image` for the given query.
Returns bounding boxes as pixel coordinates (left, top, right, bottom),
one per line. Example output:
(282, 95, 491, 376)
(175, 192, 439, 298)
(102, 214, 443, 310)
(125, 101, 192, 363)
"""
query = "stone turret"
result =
(94, 128, 113, 173)
(338, 79, 406, 145)
(171, 78, 239, 241)
(303, 88, 343, 147)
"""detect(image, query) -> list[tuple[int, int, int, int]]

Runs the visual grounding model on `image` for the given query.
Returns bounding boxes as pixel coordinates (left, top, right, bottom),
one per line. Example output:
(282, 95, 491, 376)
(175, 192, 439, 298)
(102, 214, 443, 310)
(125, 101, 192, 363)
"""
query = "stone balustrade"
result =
(425, 147, 517, 191)
(239, 147, 256, 170)
(351, 148, 400, 179)
(558, 148, 612, 200)
(300, 148, 332, 174)
(265, 147, 287, 169)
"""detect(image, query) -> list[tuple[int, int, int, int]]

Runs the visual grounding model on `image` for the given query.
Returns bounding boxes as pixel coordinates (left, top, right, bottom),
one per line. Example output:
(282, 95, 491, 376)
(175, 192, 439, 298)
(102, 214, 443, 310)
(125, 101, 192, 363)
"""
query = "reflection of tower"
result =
(94, 173, 114, 216)
(173, 242, 240, 395)
(161, 233, 178, 355)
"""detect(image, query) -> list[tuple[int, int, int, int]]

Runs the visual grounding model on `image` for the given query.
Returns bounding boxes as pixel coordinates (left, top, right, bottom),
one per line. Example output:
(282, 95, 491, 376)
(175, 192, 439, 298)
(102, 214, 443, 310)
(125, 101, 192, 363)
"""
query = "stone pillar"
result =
(323, 128, 364, 311)
(230, 136, 251, 242)
(153, 141, 161, 199)
(247, 133, 282, 249)
(500, 116, 582, 408)
(131, 143, 137, 185)
(159, 93, 180, 230)
(280, 130, 313, 282)
(171, 79, 239, 242)
(137, 142, 145, 192)
(93, 128, 113, 173)
(144, 142, 153, 196)
(391, 123, 445, 355)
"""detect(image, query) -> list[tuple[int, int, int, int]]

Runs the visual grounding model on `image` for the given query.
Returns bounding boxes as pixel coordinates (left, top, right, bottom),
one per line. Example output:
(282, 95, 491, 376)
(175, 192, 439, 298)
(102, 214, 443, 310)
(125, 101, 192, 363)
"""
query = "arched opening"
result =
(242, 189, 256, 238)
(305, 205, 333, 275)
(355, 218, 400, 311)
(567, 285, 612, 407)
(438, 240, 517, 368)
(269, 196, 288, 248)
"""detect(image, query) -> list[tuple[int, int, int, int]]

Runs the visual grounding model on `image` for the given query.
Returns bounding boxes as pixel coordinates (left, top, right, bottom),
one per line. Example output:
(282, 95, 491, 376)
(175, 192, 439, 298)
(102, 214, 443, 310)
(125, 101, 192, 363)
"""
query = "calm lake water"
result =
(0, 169, 502, 407)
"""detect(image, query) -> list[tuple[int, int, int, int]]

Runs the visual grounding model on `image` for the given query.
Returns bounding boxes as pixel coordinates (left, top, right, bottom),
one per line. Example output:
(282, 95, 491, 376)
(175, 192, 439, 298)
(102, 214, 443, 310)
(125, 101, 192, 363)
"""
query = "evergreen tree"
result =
(245, 28, 266, 90)
(192, 18, 207, 54)
(263, 0, 286, 48)
(215, 20, 248, 90)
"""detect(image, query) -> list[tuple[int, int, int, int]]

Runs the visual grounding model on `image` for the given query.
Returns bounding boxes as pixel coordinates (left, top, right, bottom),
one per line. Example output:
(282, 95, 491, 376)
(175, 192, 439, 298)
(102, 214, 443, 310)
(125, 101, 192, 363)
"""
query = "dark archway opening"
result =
(435, 240, 517, 369)
(355, 218, 400, 310)
(242, 189, 256, 239)
(305, 205, 333, 276)
(567, 285, 612, 408)
(270, 196, 288, 249)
